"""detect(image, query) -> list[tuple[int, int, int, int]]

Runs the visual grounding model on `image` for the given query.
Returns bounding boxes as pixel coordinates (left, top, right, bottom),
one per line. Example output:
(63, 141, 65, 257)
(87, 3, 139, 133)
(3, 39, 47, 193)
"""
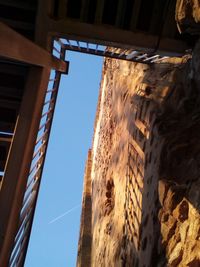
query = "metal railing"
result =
(54, 38, 169, 64)
(8, 42, 66, 267)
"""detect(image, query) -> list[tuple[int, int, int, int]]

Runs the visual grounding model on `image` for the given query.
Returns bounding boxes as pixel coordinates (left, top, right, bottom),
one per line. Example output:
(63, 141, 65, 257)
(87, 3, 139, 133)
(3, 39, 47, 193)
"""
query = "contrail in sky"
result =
(48, 204, 80, 225)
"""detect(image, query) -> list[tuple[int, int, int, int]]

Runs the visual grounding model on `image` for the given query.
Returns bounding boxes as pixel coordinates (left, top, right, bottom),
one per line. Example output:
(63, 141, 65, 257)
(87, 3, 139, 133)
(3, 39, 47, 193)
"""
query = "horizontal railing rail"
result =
(54, 38, 171, 64)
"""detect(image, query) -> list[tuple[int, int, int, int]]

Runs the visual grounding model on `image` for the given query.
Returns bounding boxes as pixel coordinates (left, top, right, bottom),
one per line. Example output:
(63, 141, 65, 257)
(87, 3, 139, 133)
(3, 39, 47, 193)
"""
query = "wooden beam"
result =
(0, 136, 12, 142)
(0, 67, 50, 267)
(0, 99, 20, 109)
(115, 0, 126, 27)
(149, 0, 164, 34)
(0, 22, 67, 72)
(130, 0, 142, 30)
(0, 18, 34, 31)
(48, 18, 189, 55)
(0, 86, 22, 99)
(0, 62, 27, 75)
(95, 0, 105, 24)
(35, 0, 55, 49)
(162, 0, 178, 38)
(58, 0, 68, 19)
(0, 0, 36, 10)
(80, 0, 90, 22)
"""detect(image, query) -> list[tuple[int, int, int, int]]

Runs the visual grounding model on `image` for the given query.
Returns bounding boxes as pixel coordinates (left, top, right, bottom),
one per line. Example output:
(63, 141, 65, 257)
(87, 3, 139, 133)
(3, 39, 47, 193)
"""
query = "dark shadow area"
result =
(126, 93, 168, 267)
(127, 57, 200, 266)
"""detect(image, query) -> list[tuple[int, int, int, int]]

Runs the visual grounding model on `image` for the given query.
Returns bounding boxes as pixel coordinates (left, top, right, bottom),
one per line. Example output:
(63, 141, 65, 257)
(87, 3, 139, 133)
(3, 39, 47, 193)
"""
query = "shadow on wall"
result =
(122, 55, 200, 266)
(91, 53, 200, 266)
(125, 92, 168, 267)
(101, 60, 175, 266)
(154, 58, 200, 266)
(114, 57, 200, 266)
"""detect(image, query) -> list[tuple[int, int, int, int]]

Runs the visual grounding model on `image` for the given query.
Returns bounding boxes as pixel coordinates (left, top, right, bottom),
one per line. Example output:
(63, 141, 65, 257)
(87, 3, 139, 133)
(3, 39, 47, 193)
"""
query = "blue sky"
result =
(25, 52, 103, 267)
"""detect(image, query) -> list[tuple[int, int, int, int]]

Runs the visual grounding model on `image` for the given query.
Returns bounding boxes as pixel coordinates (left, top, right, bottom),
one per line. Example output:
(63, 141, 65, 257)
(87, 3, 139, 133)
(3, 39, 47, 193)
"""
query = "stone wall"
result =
(76, 42, 200, 266)
(77, 150, 92, 267)
(176, 0, 200, 34)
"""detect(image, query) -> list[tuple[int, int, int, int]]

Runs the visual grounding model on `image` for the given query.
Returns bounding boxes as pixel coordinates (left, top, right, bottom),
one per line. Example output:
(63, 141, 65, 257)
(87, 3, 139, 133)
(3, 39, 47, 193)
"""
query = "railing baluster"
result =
(118, 49, 128, 57)
(143, 55, 159, 62)
(38, 115, 52, 132)
(43, 96, 56, 107)
(35, 129, 49, 145)
(95, 44, 98, 54)
(110, 48, 118, 56)
(136, 53, 148, 60)
(126, 50, 140, 59)
(151, 56, 169, 62)
(66, 39, 73, 49)
(53, 46, 61, 54)
(77, 41, 81, 50)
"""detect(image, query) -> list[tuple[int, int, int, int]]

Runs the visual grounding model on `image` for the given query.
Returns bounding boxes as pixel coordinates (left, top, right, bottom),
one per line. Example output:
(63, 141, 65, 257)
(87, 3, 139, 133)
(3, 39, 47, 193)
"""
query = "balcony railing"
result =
(8, 41, 66, 267)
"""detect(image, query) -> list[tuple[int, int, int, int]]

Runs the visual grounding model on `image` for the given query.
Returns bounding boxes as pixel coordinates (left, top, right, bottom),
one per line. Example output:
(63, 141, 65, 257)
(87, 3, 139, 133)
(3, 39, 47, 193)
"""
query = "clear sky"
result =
(25, 51, 103, 267)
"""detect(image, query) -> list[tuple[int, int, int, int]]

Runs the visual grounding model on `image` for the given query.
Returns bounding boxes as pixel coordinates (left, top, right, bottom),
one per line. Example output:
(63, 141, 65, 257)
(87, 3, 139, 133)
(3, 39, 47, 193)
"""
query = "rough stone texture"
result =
(77, 42, 200, 266)
(77, 150, 92, 267)
(176, 0, 200, 34)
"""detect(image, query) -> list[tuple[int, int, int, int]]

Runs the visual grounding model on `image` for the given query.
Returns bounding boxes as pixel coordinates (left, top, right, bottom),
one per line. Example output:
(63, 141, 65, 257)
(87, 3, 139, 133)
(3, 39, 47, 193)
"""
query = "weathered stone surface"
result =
(176, 0, 200, 34)
(78, 41, 200, 266)
(77, 150, 92, 267)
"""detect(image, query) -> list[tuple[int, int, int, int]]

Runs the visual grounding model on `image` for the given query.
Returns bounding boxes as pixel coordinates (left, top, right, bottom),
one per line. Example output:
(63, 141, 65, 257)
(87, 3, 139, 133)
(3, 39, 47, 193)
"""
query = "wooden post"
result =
(0, 66, 50, 267)
(0, 22, 67, 72)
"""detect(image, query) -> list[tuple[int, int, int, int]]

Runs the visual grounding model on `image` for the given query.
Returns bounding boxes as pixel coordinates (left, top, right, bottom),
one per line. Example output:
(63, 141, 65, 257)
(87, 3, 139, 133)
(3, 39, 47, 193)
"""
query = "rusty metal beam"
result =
(0, 22, 67, 72)
(0, 67, 50, 267)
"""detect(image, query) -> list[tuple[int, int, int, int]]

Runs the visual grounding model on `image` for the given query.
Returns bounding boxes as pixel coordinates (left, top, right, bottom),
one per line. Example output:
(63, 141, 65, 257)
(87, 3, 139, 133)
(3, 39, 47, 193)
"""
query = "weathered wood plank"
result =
(162, 0, 178, 38)
(130, 0, 142, 30)
(58, 0, 68, 19)
(49, 18, 189, 55)
(0, 22, 67, 72)
(80, 0, 90, 22)
(0, 18, 34, 31)
(95, 0, 105, 24)
(115, 0, 126, 27)
(0, 0, 36, 10)
(0, 67, 50, 267)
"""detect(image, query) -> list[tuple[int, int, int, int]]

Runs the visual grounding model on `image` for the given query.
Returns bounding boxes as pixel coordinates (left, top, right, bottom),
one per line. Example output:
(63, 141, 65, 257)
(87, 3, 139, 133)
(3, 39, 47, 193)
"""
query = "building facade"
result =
(0, 0, 198, 266)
